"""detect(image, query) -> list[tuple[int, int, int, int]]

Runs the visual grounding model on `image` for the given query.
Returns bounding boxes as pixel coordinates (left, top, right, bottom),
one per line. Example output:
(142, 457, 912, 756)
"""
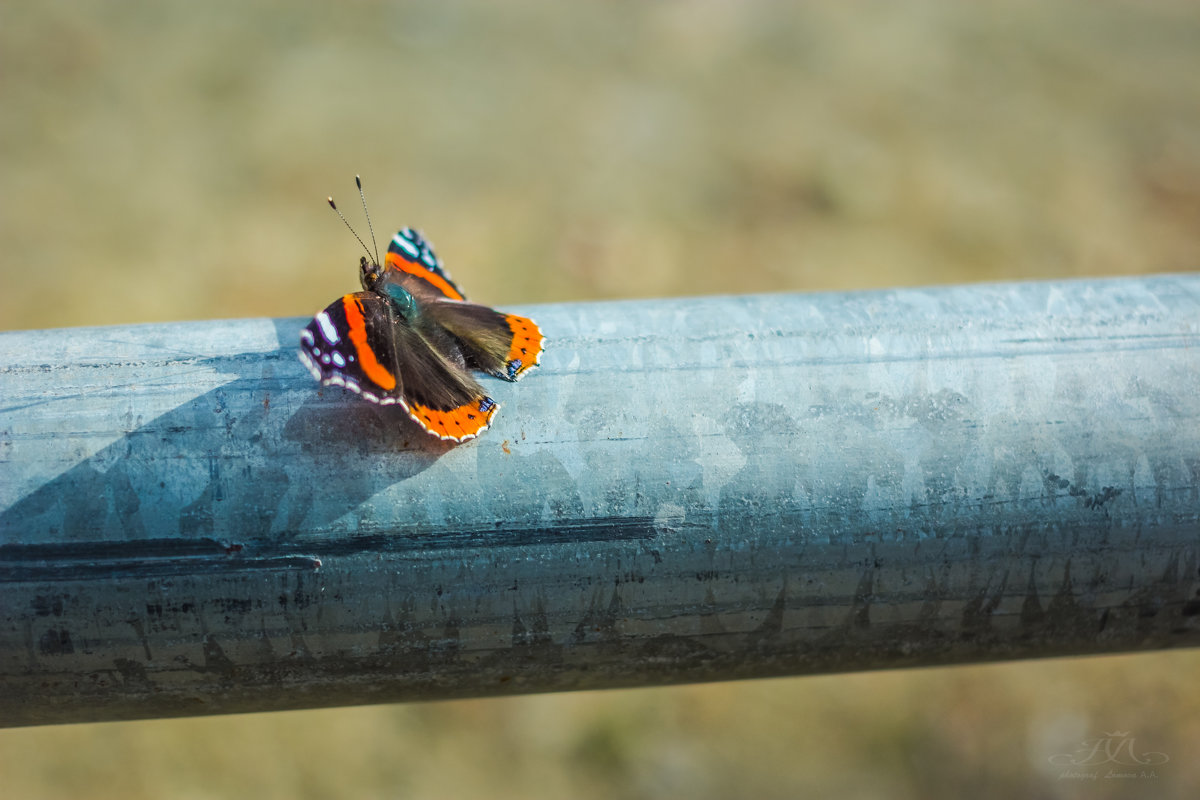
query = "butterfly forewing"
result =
(299, 292, 403, 403)
(385, 228, 466, 300)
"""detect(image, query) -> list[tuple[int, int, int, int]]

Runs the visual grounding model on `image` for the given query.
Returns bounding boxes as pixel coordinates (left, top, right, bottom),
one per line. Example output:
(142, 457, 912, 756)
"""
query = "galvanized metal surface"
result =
(1, 276, 1199, 727)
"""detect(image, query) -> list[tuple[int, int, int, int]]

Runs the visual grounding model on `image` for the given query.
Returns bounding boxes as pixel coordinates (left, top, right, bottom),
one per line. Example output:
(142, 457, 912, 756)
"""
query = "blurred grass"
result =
(2, 1, 1199, 797)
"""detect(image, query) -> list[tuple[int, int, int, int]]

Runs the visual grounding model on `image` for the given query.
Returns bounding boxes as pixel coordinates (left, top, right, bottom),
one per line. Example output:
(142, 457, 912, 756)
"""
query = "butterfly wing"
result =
(386, 321, 498, 441)
(384, 227, 467, 301)
(300, 292, 405, 403)
(424, 300, 545, 382)
(299, 292, 497, 441)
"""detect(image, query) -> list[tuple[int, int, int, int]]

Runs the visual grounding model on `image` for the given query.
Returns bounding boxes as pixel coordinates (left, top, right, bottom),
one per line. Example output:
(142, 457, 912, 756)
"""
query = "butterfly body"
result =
(300, 227, 543, 442)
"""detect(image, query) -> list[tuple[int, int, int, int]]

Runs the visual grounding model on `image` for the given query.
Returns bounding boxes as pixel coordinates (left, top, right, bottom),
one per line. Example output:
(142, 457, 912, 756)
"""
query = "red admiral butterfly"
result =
(299, 178, 544, 442)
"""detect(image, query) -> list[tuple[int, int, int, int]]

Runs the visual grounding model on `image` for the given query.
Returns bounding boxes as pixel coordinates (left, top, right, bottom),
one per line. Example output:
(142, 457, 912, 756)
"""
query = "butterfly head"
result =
(360, 255, 418, 318)
(359, 255, 384, 291)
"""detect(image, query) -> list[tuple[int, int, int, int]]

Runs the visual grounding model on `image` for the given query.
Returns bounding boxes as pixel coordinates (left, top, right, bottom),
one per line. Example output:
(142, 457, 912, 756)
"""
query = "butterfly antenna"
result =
(355, 175, 382, 267)
(327, 195, 375, 263)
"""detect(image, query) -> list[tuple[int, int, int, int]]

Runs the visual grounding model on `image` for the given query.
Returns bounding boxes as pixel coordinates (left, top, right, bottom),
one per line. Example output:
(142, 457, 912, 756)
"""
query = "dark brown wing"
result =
(424, 299, 545, 382)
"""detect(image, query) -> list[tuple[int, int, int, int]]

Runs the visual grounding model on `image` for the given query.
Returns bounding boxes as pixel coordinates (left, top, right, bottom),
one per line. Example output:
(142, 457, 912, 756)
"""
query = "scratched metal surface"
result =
(1, 276, 1199, 726)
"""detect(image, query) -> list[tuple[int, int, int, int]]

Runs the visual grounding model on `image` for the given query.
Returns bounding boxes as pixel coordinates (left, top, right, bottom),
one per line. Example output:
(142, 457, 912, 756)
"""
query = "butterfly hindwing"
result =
(388, 321, 498, 441)
(385, 227, 466, 301)
(425, 300, 545, 382)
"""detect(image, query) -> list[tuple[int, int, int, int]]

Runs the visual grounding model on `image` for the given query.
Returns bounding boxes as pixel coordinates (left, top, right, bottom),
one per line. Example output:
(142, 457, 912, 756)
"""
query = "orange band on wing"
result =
(343, 295, 397, 391)
(407, 396, 497, 441)
(386, 252, 465, 300)
(504, 314, 544, 376)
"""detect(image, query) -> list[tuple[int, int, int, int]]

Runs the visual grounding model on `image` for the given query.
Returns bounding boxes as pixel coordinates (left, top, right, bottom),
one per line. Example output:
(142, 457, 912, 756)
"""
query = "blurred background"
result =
(2, 0, 1199, 797)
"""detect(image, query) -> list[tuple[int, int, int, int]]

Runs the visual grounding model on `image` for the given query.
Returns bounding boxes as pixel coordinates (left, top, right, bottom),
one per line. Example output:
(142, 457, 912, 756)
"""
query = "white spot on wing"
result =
(392, 232, 419, 258)
(316, 311, 340, 344)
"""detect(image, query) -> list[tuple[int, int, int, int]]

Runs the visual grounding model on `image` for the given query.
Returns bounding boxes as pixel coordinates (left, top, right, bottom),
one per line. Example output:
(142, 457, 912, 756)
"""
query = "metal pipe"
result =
(1, 276, 1198, 727)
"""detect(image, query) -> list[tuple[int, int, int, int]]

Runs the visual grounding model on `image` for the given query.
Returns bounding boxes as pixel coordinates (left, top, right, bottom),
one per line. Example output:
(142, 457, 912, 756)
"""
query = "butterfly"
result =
(299, 179, 543, 442)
